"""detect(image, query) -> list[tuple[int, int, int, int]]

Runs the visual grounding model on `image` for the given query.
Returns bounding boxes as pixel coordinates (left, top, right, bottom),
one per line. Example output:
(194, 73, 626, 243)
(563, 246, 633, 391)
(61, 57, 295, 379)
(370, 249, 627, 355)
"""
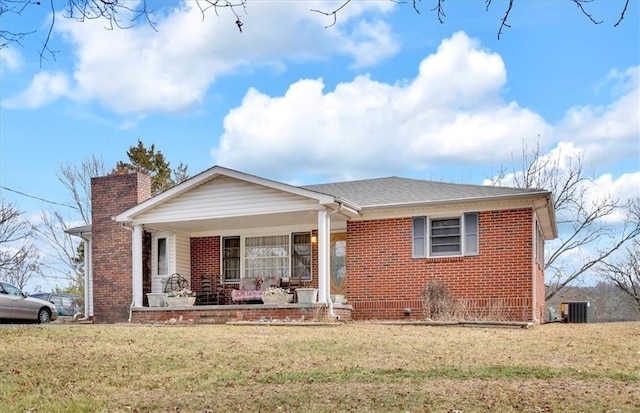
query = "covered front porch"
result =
(131, 302, 353, 324)
(117, 167, 358, 321)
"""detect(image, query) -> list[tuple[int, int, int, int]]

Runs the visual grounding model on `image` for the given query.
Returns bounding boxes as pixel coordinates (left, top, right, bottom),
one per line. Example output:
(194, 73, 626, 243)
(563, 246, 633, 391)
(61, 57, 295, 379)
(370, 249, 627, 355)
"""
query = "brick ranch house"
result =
(68, 165, 557, 324)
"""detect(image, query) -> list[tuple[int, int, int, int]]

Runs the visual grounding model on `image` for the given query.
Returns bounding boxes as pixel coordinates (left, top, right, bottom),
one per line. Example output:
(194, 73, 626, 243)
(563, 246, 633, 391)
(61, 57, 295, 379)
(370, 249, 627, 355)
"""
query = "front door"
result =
(330, 233, 347, 296)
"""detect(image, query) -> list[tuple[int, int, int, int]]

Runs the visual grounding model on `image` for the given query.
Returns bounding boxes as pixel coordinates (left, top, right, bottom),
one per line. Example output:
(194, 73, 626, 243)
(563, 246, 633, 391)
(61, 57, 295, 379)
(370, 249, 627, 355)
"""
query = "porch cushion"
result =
(239, 278, 257, 290)
(231, 276, 281, 302)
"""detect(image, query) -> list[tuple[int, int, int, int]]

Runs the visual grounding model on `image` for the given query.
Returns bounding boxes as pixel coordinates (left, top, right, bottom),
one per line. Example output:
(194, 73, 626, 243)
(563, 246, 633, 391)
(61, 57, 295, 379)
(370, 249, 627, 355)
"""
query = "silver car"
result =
(0, 282, 58, 323)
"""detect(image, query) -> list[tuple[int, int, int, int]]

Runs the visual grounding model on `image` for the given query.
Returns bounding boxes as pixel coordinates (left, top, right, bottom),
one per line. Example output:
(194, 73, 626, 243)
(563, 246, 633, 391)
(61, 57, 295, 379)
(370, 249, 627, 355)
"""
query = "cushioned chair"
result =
(231, 276, 281, 303)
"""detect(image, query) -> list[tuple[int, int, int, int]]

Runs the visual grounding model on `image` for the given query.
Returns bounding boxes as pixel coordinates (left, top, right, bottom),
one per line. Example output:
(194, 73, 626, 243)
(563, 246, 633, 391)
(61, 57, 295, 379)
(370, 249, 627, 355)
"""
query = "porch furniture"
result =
(286, 274, 303, 289)
(195, 274, 219, 305)
(163, 273, 189, 294)
(231, 276, 281, 303)
(283, 274, 304, 302)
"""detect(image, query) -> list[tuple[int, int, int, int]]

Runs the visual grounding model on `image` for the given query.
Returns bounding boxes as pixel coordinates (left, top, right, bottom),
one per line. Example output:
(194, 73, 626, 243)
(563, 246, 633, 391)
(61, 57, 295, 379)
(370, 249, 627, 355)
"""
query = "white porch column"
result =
(82, 236, 93, 317)
(132, 224, 144, 307)
(317, 209, 329, 303)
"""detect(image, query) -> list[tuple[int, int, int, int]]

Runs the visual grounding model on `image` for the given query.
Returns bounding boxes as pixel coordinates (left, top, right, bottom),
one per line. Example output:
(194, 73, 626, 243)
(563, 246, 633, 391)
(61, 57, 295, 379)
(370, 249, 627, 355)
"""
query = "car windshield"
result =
(0, 282, 24, 297)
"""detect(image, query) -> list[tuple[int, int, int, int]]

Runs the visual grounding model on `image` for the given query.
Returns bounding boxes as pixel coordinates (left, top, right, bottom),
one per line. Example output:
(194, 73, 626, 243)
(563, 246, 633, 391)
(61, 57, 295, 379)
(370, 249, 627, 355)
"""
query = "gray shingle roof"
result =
(302, 177, 549, 208)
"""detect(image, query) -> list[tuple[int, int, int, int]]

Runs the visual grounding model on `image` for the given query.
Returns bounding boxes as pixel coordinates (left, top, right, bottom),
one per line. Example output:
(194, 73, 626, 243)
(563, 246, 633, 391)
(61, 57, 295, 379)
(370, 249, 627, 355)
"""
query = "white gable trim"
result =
(115, 165, 339, 223)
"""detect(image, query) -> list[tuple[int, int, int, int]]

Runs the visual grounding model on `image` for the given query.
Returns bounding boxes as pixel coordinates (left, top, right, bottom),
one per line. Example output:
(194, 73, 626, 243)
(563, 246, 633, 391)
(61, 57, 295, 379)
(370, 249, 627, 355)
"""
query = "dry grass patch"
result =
(1, 322, 639, 412)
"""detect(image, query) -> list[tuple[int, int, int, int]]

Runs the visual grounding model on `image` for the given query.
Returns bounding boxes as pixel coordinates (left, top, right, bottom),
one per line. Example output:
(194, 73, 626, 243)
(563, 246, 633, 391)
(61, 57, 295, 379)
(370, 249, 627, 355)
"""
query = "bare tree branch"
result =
(614, 0, 630, 26)
(1, 0, 631, 55)
(596, 233, 640, 313)
(58, 155, 108, 225)
(490, 141, 640, 301)
(0, 198, 41, 289)
(497, 0, 513, 40)
(310, 0, 352, 28)
(34, 209, 84, 290)
(571, 0, 603, 24)
(431, 0, 445, 23)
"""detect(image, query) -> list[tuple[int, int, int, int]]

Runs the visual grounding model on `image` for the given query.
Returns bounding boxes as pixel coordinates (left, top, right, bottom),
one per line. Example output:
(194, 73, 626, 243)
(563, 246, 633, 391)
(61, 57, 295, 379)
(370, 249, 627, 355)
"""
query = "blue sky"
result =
(0, 1, 638, 291)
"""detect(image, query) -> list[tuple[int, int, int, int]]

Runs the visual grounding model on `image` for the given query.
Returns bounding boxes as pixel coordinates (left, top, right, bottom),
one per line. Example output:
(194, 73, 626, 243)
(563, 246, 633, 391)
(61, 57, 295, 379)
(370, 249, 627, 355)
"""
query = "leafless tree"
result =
(0, 0, 247, 63)
(491, 143, 640, 301)
(1, 0, 631, 63)
(0, 198, 40, 289)
(596, 237, 640, 314)
(33, 155, 109, 292)
(34, 209, 84, 292)
(58, 155, 108, 225)
(312, 0, 631, 38)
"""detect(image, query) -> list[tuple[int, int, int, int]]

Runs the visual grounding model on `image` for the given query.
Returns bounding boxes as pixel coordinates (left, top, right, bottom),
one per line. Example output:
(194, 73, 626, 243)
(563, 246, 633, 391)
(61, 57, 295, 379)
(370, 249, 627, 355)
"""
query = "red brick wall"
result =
(346, 209, 537, 321)
(190, 236, 221, 297)
(91, 173, 152, 323)
(185, 209, 539, 321)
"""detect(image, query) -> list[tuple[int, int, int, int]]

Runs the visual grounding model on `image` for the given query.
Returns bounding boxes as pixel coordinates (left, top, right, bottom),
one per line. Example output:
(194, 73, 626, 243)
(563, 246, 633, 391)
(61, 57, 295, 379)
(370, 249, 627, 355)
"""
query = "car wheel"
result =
(37, 308, 52, 324)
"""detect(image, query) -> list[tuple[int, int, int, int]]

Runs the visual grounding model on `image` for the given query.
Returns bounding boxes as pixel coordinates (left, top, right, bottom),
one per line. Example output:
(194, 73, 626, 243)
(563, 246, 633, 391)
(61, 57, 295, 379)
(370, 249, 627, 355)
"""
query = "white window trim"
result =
(292, 232, 313, 282)
(221, 231, 313, 284)
(412, 213, 479, 258)
(429, 216, 463, 257)
(221, 236, 241, 284)
(151, 233, 173, 277)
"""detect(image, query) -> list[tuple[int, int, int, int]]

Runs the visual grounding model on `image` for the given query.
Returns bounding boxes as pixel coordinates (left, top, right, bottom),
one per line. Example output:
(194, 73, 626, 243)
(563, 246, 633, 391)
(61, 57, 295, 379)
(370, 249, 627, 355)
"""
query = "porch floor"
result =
(131, 302, 353, 324)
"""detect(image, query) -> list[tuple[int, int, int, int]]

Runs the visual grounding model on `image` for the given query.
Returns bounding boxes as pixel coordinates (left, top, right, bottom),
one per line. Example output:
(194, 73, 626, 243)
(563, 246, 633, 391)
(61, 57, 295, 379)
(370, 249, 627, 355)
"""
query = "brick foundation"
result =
(131, 304, 352, 324)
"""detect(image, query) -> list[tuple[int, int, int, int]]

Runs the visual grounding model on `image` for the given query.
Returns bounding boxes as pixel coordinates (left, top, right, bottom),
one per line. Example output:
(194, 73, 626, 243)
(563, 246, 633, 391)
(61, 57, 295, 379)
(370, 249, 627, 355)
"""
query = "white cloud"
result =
(0, 47, 23, 72)
(3, 0, 397, 113)
(3, 72, 70, 108)
(484, 141, 639, 224)
(587, 171, 640, 223)
(212, 32, 550, 181)
(557, 66, 639, 166)
(341, 20, 399, 69)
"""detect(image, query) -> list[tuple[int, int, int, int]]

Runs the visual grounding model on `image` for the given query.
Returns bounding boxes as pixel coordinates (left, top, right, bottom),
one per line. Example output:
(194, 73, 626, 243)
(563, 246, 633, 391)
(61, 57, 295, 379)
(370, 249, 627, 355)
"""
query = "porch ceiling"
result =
(141, 210, 347, 235)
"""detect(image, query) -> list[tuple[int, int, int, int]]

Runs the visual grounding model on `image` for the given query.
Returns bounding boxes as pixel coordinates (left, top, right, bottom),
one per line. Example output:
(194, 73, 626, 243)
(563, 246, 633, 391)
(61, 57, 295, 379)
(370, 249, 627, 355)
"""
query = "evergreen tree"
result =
(114, 140, 189, 195)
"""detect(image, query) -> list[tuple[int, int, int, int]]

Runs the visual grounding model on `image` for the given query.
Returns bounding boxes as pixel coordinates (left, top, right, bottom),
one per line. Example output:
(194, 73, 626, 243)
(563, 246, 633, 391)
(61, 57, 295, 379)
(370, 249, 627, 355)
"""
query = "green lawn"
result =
(1, 322, 639, 412)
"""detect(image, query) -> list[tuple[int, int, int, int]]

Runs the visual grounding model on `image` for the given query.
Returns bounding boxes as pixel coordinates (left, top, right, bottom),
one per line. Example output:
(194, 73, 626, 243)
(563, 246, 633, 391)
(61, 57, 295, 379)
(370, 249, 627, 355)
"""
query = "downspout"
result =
(325, 202, 345, 321)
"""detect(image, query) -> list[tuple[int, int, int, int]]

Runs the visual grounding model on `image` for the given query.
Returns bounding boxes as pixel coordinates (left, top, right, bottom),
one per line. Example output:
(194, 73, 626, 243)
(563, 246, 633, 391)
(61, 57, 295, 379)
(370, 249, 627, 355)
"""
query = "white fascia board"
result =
(534, 194, 558, 240)
(65, 225, 92, 241)
(356, 195, 556, 227)
(115, 165, 338, 223)
(362, 190, 552, 210)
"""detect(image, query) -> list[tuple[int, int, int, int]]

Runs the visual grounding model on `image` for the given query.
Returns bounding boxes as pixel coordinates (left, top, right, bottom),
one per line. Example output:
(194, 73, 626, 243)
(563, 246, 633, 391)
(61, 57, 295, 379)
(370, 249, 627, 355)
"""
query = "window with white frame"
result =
(222, 236, 241, 283)
(221, 233, 313, 283)
(464, 213, 479, 255)
(292, 232, 312, 281)
(156, 237, 168, 276)
(244, 235, 290, 279)
(412, 213, 479, 258)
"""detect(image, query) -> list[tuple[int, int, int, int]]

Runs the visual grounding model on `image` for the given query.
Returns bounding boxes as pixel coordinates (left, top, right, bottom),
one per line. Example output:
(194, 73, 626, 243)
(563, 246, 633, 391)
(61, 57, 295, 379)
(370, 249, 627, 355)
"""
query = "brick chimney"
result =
(91, 172, 152, 323)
